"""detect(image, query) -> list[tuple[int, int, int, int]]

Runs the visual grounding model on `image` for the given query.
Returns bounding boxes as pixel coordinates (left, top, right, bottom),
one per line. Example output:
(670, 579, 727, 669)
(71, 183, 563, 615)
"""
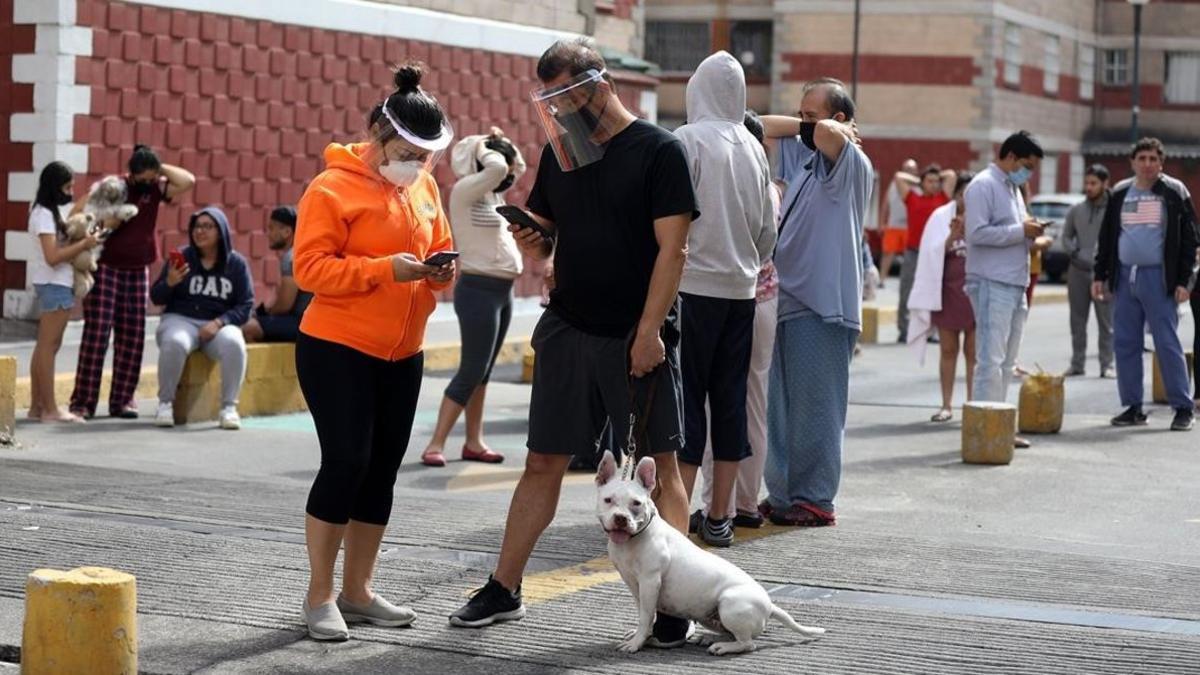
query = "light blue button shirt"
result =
(964, 163, 1030, 288)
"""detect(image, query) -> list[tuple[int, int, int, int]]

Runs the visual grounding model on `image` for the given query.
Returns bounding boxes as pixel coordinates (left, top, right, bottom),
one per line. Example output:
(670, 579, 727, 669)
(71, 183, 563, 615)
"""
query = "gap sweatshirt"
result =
(674, 51, 776, 300)
(150, 206, 254, 326)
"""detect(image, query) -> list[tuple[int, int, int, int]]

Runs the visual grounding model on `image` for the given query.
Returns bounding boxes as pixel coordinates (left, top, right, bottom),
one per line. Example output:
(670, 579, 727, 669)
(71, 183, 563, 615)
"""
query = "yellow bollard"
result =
(1152, 351, 1194, 404)
(0, 355, 15, 434)
(860, 305, 880, 344)
(22, 567, 137, 675)
(1018, 372, 1065, 433)
(521, 344, 536, 384)
(961, 401, 1016, 465)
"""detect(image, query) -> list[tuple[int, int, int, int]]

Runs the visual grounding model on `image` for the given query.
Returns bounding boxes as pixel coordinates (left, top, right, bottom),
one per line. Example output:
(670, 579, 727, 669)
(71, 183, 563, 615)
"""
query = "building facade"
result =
(0, 0, 650, 317)
(646, 0, 1200, 209)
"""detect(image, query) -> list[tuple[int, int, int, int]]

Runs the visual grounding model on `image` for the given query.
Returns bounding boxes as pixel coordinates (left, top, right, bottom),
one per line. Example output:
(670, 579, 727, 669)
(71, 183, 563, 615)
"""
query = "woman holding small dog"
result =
(27, 162, 100, 423)
(293, 61, 455, 641)
(150, 207, 254, 430)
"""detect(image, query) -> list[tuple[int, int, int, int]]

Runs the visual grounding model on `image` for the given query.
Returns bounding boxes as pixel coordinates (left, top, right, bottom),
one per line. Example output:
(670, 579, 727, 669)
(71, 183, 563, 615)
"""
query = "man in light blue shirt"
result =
(963, 131, 1049, 446)
(760, 78, 873, 527)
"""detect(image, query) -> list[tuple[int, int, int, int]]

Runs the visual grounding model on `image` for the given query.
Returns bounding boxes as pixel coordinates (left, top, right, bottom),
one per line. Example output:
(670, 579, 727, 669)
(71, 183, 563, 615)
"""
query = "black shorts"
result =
(527, 310, 684, 459)
(678, 293, 755, 466)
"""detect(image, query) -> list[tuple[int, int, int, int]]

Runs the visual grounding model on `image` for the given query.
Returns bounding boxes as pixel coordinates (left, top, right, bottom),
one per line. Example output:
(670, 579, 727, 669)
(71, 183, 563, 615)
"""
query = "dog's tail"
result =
(770, 605, 826, 637)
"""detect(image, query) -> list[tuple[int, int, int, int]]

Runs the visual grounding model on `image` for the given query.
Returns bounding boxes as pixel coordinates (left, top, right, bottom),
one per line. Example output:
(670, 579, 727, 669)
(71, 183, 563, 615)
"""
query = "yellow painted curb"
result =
(12, 336, 534, 412)
(23, 566, 137, 675)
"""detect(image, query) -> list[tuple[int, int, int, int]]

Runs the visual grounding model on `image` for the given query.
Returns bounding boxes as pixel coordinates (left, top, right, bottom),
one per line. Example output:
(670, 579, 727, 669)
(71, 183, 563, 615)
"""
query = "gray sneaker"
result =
(700, 516, 734, 547)
(303, 600, 349, 641)
(337, 593, 417, 627)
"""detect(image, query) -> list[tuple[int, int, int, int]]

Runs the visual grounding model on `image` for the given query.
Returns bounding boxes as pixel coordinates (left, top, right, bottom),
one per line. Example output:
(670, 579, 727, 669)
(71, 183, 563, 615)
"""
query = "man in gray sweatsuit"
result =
(1063, 164, 1113, 377)
(673, 51, 776, 547)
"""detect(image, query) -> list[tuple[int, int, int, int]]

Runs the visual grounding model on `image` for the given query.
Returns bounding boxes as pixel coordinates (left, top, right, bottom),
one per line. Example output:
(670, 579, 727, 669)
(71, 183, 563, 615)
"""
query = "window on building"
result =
(1004, 23, 1022, 85)
(1103, 49, 1129, 85)
(1043, 35, 1060, 94)
(1164, 51, 1200, 103)
(730, 21, 773, 79)
(1039, 153, 1058, 195)
(1079, 45, 1095, 100)
(645, 21, 711, 73)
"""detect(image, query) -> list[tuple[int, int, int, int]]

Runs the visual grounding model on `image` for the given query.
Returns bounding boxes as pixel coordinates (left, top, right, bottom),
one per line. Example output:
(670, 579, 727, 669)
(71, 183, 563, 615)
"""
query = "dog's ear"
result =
(635, 457, 656, 491)
(595, 450, 617, 486)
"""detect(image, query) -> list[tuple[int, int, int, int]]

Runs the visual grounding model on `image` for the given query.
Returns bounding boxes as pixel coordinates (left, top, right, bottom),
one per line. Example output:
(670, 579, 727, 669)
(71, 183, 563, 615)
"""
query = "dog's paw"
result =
(689, 632, 721, 647)
(708, 641, 755, 656)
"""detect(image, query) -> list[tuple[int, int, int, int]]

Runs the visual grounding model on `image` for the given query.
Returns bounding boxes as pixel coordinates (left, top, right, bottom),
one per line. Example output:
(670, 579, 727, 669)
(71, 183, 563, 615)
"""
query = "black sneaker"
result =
(687, 509, 704, 534)
(1170, 408, 1194, 431)
(700, 516, 734, 547)
(1111, 406, 1148, 427)
(448, 576, 525, 628)
(646, 613, 690, 649)
(733, 511, 764, 529)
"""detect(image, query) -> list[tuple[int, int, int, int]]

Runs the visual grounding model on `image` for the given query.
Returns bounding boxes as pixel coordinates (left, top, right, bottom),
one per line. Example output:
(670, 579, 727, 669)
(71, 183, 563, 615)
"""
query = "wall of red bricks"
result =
(783, 53, 980, 87)
(59, 0, 653, 307)
(0, 0, 37, 291)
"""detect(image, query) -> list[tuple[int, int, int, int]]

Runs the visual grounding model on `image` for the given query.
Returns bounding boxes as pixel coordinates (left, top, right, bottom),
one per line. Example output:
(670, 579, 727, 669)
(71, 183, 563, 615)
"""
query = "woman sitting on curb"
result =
(150, 206, 254, 430)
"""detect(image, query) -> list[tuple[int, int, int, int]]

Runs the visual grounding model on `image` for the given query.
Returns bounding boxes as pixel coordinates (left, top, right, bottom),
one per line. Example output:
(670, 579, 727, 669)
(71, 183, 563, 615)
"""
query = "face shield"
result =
(373, 97, 454, 187)
(531, 69, 615, 172)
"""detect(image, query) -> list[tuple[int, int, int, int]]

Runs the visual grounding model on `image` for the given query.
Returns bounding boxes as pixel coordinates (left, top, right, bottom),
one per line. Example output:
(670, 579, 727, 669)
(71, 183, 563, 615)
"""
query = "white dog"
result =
(596, 451, 825, 656)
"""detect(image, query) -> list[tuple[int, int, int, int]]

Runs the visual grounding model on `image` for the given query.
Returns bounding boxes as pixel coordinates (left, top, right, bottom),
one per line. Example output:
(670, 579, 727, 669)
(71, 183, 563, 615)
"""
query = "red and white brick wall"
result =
(2, 0, 656, 317)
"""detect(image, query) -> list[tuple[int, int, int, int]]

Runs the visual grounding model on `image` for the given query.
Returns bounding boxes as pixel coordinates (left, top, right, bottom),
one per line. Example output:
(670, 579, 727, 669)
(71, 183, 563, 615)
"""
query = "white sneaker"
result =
(218, 406, 241, 430)
(155, 401, 174, 427)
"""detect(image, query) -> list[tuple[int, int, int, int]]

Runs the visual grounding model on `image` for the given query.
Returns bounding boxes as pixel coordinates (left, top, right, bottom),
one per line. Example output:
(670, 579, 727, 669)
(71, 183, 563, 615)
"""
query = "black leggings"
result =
(297, 333, 423, 525)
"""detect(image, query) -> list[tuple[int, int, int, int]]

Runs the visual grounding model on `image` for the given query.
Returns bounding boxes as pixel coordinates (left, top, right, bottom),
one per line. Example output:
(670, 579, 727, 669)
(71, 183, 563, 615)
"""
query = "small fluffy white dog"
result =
(596, 451, 825, 656)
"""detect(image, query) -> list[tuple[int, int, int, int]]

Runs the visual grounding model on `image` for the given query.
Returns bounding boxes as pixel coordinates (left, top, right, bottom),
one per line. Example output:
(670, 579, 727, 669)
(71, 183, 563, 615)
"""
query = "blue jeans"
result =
(764, 313, 857, 513)
(1113, 264, 1192, 410)
(965, 278, 1027, 403)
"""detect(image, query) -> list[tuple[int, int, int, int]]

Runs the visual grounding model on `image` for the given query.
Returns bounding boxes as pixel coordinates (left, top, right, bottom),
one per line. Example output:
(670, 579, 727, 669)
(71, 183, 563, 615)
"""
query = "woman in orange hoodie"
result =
(294, 62, 455, 641)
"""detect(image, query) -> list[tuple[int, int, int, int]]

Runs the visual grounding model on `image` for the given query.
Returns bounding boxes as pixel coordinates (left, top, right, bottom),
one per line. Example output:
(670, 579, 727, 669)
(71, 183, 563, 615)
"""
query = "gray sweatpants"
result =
(156, 313, 247, 407)
(1067, 265, 1113, 371)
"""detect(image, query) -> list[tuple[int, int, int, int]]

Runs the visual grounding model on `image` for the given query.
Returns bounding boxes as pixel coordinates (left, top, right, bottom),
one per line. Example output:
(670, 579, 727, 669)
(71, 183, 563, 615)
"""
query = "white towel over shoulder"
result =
(906, 200, 957, 364)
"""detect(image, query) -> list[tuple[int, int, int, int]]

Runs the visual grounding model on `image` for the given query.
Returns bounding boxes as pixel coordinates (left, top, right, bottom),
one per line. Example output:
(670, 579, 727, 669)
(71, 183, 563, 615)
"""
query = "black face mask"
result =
(554, 87, 601, 136)
(54, 190, 73, 206)
(798, 122, 818, 151)
(493, 174, 515, 193)
(129, 180, 155, 196)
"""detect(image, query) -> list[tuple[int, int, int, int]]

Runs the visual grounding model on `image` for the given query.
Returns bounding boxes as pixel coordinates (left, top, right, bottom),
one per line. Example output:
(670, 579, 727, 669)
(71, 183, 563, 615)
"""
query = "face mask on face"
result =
(554, 87, 601, 136)
(494, 174, 515, 193)
(379, 160, 424, 187)
(129, 180, 155, 196)
(54, 189, 73, 206)
(1007, 166, 1033, 187)
(798, 121, 817, 151)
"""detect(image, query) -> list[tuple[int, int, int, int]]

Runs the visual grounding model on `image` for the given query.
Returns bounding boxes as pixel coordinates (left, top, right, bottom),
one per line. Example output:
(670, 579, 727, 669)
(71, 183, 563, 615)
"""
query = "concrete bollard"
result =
(22, 567, 137, 674)
(1018, 372, 1065, 433)
(1152, 350, 1194, 404)
(961, 401, 1016, 465)
(521, 344, 535, 384)
(0, 355, 15, 435)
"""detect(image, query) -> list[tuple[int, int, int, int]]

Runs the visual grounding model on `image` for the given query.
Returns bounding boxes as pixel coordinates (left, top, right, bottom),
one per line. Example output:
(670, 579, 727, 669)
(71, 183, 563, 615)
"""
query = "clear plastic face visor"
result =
(531, 69, 611, 172)
(373, 98, 454, 175)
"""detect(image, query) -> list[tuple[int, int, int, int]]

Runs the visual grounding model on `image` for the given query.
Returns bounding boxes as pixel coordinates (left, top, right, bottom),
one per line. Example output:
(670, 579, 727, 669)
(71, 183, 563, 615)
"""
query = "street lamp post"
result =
(1129, 0, 1149, 143)
(851, 0, 861, 99)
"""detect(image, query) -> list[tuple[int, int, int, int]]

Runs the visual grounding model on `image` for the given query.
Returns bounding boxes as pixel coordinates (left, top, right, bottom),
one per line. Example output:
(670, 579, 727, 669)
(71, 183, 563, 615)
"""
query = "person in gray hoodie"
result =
(150, 206, 254, 430)
(673, 51, 776, 547)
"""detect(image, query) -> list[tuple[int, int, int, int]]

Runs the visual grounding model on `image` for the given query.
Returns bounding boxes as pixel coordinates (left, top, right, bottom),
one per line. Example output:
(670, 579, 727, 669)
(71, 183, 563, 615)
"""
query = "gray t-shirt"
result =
(281, 248, 313, 315)
(773, 137, 874, 331)
(1117, 186, 1166, 267)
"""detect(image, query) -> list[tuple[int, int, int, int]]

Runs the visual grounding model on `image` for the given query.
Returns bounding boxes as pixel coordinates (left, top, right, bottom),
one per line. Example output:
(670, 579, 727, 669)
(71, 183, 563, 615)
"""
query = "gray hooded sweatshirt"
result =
(674, 51, 776, 300)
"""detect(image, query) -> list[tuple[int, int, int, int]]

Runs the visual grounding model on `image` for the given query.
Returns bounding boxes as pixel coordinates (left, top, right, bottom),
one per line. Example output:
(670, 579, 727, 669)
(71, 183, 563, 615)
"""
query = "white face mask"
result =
(379, 160, 423, 187)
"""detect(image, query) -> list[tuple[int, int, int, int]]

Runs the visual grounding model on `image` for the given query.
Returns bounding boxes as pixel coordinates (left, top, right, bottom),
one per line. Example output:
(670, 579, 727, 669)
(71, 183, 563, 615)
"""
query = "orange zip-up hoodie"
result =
(295, 143, 453, 361)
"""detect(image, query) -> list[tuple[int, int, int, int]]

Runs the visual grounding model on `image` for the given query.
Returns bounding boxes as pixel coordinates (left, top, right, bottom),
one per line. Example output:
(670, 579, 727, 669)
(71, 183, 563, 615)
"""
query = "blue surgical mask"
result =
(1007, 166, 1033, 186)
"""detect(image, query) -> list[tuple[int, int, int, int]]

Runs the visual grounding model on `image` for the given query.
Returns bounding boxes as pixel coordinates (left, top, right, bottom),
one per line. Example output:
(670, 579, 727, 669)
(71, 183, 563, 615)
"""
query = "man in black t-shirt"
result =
(450, 39, 698, 648)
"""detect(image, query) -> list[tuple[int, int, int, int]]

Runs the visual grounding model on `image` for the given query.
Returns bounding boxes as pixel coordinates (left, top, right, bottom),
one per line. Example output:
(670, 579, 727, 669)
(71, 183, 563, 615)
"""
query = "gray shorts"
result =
(527, 310, 684, 459)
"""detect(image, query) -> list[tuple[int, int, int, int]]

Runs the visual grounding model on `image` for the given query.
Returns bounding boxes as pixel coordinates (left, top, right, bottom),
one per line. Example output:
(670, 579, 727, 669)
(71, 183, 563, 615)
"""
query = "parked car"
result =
(1029, 192, 1086, 282)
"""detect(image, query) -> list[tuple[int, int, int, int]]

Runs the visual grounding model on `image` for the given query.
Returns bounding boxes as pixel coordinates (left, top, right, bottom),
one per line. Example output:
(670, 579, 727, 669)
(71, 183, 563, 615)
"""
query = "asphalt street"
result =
(0, 295, 1197, 673)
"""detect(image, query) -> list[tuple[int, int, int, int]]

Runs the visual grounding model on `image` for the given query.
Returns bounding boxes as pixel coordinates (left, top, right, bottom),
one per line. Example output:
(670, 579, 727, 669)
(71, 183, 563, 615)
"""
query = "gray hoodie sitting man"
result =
(674, 51, 777, 547)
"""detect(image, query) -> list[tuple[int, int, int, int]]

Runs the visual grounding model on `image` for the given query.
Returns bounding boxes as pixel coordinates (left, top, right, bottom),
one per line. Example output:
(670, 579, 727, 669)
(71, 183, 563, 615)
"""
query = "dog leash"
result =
(593, 335, 662, 482)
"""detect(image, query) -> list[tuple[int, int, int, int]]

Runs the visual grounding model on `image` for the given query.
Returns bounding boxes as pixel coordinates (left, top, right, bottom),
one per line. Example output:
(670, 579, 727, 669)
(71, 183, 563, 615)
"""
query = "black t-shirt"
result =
(527, 120, 697, 338)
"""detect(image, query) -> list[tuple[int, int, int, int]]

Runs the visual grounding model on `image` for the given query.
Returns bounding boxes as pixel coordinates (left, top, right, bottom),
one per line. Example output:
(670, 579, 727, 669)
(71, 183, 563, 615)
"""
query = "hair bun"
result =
(393, 62, 425, 94)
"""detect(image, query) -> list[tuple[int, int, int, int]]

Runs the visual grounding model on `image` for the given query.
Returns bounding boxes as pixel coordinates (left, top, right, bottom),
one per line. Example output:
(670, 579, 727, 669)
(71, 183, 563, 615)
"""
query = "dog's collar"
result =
(628, 512, 655, 539)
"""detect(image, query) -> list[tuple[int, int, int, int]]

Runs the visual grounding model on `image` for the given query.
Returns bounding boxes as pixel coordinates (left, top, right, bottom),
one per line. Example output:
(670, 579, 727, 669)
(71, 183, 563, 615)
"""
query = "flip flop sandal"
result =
(931, 409, 953, 423)
(462, 446, 504, 463)
(420, 451, 447, 467)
